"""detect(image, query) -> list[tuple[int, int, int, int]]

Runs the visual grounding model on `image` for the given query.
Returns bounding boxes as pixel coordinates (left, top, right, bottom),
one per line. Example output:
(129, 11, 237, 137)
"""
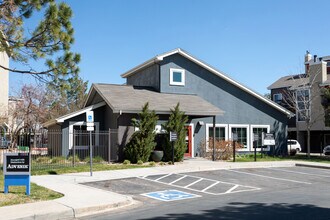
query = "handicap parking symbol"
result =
(141, 190, 201, 202)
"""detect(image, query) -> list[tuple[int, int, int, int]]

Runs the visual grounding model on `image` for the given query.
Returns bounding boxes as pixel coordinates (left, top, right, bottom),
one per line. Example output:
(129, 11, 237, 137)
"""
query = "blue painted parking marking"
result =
(141, 190, 201, 202)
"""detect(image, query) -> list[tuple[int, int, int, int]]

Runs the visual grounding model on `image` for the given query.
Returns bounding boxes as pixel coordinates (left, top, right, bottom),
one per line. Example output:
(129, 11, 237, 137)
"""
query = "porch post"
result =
(213, 115, 216, 161)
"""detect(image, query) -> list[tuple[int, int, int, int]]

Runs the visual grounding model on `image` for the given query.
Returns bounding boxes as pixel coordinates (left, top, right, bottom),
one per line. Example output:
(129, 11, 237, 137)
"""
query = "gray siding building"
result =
(45, 48, 292, 160)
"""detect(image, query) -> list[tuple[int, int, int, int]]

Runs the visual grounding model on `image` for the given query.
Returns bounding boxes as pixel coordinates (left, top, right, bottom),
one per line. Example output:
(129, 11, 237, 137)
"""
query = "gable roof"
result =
(43, 101, 106, 127)
(121, 48, 293, 117)
(86, 84, 224, 116)
(267, 74, 309, 90)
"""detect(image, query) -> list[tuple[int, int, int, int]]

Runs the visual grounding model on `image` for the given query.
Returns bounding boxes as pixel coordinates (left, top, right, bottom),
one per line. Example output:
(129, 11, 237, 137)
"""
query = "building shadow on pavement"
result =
(141, 202, 329, 220)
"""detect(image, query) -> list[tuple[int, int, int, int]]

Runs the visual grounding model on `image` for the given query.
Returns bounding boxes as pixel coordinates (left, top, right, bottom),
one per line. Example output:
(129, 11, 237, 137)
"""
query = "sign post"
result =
(262, 132, 276, 156)
(232, 132, 238, 162)
(86, 111, 94, 176)
(3, 152, 31, 195)
(253, 133, 259, 161)
(170, 131, 177, 165)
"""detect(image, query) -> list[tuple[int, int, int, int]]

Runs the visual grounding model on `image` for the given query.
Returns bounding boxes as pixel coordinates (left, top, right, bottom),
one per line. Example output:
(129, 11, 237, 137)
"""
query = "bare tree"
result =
(282, 65, 325, 158)
(7, 84, 50, 148)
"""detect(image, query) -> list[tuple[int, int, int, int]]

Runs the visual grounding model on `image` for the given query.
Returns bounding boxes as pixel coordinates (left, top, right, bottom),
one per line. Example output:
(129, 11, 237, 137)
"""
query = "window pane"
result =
(172, 72, 182, 82)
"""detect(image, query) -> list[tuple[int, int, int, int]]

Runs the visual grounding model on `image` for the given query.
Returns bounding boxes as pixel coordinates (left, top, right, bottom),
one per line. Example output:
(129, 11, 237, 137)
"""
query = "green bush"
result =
(51, 156, 66, 164)
(34, 156, 51, 164)
(137, 160, 143, 165)
(67, 155, 81, 163)
(159, 161, 165, 166)
(123, 159, 131, 165)
(162, 103, 188, 162)
(124, 103, 158, 163)
(84, 156, 105, 163)
(149, 161, 156, 166)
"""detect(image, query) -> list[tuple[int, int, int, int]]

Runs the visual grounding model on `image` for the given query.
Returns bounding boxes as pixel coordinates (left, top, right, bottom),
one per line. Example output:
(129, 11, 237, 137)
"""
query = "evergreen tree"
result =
(163, 103, 188, 162)
(124, 103, 158, 163)
(0, 0, 80, 88)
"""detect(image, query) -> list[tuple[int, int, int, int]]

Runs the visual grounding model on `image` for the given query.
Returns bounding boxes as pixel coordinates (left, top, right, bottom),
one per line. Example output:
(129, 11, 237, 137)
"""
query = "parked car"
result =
(287, 139, 302, 153)
(323, 146, 330, 155)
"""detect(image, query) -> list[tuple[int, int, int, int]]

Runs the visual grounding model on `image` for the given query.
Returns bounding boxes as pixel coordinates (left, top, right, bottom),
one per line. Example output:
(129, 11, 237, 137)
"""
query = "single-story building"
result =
(44, 48, 293, 161)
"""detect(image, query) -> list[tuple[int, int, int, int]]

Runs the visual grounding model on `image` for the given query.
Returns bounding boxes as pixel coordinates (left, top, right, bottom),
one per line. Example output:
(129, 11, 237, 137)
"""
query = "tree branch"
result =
(0, 64, 55, 75)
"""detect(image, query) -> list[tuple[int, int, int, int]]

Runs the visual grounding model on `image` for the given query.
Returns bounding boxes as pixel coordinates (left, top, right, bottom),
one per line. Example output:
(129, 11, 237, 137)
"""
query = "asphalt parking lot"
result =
(82, 166, 330, 219)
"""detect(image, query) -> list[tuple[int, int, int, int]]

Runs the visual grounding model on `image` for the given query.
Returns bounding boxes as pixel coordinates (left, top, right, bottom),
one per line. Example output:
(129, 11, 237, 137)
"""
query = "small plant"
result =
(84, 156, 105, 163)
(168, 161, 173, 165)
(137, 160, 143, 165)
(67, 155, 81, 163)
(149, 161, 156, 166)
(34, 156, 51, 164)
(50, 156, 66, 164)
(159, 161, 165, 166)
(123, 159, 131, 165)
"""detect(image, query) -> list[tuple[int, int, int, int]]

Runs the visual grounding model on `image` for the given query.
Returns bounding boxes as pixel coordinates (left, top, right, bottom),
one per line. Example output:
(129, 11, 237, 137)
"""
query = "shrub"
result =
(162, 103, 188, 162)
(124, 103, 158, 163)
(289, 149, 297, 156)
(199, 139, 243, 160)
(51, 156, 66, 164)
(137, 160, 143, 165)
(34, 156, 51, 164)
(67, 155, 81, 163)
(159, 161, 165, 166)
(84, 156, 105, 163)
(149, 161, 156, 166)
(123, 159, 131, 165)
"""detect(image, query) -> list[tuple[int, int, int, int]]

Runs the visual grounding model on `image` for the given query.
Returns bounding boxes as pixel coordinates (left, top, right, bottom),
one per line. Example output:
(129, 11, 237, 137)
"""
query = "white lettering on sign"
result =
(7, 164, 29, 169)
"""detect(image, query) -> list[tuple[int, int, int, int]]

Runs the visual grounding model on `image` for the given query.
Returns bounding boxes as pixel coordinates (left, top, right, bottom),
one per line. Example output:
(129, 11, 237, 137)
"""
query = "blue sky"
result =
(9, 0, 330, 95)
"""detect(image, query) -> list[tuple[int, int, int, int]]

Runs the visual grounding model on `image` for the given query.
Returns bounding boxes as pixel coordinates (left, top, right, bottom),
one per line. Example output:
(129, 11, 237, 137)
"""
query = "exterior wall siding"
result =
(0, 51, 9, 117)
(159, 54, 288, 154)
(126, 64, 160, 91)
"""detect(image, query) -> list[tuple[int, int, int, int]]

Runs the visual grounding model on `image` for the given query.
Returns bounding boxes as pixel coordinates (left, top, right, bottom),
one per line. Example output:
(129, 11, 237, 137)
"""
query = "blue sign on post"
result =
(3, 153, 31, 195)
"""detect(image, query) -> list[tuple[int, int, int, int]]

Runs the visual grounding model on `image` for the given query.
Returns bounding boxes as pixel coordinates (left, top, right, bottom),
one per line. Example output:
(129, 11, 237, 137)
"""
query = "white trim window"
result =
(206, 124, 228, 141)
(69, 121, 100, 149)
(229, 124, 249, 150)
(170, 68, 185, 86)
(273, 93, 283, 103)
(250, 125, 270, 151)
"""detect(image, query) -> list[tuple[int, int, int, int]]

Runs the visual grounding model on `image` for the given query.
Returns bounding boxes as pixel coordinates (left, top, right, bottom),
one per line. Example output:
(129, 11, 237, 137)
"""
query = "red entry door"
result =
(184, 126, 192, 157)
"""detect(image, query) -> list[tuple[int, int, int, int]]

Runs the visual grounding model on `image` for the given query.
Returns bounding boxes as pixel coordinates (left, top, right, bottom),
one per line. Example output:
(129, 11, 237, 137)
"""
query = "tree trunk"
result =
(307, 128, 311, 159)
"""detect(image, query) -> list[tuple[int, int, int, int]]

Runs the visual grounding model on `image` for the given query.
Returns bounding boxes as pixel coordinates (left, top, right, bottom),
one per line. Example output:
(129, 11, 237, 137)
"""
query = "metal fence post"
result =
(73, 130, 75, 167)
(108, 128, 111, 164)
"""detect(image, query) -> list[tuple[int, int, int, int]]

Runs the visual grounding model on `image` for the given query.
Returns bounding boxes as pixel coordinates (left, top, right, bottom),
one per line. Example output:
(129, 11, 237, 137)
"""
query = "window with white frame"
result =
(206, 124, 228, 141)
(229, 125, 249, 150)
(170, 68, 185, 86)
(69, 121, 99, 149)
(251, 125, 270, 149)
(273, 93, 283, 103)
(296, 89, 310, 122)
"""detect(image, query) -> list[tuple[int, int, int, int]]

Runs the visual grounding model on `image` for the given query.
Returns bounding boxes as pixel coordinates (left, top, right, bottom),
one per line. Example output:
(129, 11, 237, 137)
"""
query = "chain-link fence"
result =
(0, 129, 118, 171)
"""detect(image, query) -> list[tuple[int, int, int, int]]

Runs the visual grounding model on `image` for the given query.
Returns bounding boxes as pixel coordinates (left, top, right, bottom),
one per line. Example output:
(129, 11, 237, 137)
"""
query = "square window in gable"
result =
(170, 68, 185, 86)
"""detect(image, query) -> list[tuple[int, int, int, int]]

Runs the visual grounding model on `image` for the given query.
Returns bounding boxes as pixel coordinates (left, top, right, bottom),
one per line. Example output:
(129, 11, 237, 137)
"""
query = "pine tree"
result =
(163, 103, 188, 162)
(124, 103, 159, 163)
(0, 0, 80, 88)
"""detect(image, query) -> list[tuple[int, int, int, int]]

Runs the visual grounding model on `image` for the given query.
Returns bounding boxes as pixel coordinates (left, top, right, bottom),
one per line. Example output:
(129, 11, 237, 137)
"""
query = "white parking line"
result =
(184, 178, 203, 188)
(169, 175, 187, 185)
(228, 169, 312, 185)
(138, 173, 260, 195)
(267, 167, 330, 178)
(201, 181, 219, 192)
(225, 185, 239, 193)
(155, 173, 172, 181)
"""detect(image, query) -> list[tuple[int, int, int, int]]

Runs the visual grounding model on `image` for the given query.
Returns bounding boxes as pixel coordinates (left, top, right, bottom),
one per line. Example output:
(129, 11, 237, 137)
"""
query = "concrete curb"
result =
(73, 197, 134, 218)
(295, 163, 330, 170)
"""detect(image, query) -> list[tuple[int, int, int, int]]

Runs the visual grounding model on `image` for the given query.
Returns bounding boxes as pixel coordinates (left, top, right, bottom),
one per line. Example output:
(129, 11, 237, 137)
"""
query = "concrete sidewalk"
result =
(1, 159, 330, 220)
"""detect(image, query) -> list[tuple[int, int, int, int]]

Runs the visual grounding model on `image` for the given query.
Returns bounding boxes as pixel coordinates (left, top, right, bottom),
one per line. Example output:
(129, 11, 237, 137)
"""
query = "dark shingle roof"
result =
(267, 74, 309, 90)
(92, 84, 224, 116)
